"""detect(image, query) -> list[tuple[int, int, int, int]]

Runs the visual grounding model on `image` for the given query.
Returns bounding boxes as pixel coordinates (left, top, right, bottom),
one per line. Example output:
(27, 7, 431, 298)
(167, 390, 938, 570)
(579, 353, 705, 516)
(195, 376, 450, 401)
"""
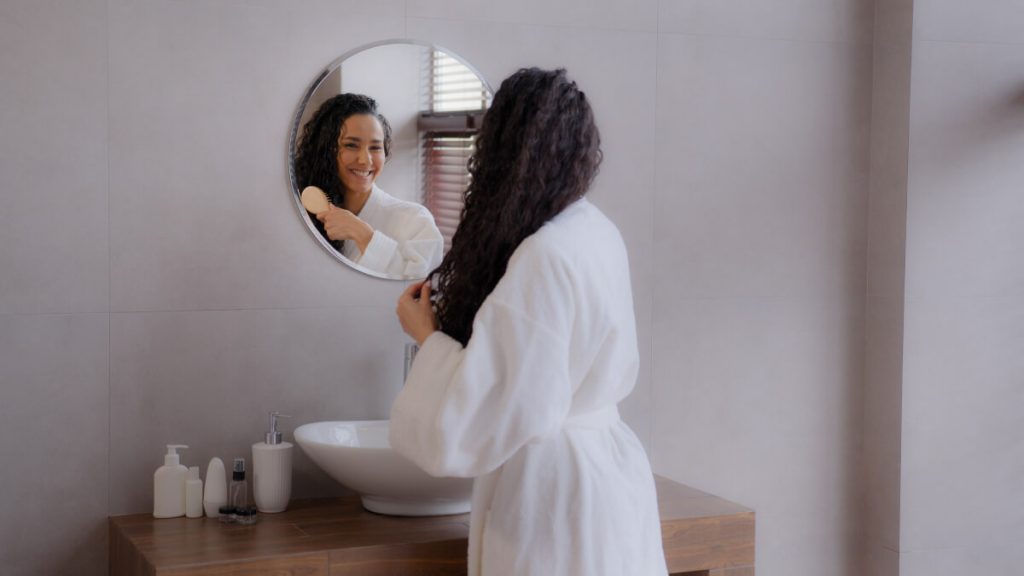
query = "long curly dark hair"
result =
(294, 92, 393, 208)
(431, 68, 602, 346)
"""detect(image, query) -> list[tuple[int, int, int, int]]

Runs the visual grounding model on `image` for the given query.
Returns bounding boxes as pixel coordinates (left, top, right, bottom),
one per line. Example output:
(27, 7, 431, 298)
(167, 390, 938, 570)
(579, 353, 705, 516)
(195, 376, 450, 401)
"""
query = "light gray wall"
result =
(862, 2, 1024, 575)
(864, 0, 913, 574)
(1, 2, 110, 575)
(898, 0, 1024, 573)
(651, 3, 874, 576)
(0, 1, 907, 576)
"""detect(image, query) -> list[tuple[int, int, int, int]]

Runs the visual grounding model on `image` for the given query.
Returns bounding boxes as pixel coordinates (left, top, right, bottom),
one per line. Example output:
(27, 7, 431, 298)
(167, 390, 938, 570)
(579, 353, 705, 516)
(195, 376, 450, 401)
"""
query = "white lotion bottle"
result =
(185, 466, 203, 518)
(252, 411, 292, 513)
(203, 457, 227, 518)
(153, 444, 189, 518)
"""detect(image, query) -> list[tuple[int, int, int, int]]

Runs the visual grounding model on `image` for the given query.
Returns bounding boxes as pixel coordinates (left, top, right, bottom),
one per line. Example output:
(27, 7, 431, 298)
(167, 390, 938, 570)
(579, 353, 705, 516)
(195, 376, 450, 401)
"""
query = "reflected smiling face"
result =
(336, 114, 386, 197)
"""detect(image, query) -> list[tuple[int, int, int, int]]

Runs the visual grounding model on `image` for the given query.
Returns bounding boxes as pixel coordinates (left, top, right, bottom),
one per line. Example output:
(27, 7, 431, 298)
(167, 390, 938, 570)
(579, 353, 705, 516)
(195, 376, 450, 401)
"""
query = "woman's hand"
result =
(316, 205, 374, 253)
(397, 280, 437, 345)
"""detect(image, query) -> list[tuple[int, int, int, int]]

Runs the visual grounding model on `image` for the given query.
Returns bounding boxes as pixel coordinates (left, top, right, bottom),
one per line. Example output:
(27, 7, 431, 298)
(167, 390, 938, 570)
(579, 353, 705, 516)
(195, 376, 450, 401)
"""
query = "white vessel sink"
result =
(294, 420, 472, 516)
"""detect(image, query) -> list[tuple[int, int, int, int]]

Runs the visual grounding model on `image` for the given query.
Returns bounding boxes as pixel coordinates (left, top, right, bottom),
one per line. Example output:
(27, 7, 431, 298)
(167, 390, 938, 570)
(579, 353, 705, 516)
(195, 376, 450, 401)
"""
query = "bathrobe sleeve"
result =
(389, 242, 575, 478)
(357, 209, 444, 279)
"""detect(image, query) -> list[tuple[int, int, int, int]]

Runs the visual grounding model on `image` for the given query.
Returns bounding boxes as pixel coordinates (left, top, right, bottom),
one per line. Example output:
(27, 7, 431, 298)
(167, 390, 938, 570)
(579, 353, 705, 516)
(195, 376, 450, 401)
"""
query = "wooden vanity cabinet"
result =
(109, 475, 754, 575)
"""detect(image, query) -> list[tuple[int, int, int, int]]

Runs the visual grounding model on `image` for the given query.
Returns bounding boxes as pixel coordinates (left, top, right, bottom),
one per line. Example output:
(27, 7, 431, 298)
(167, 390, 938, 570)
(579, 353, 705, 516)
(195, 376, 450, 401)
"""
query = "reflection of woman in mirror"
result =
(294, 93, 443, 279)
(391, 69, 668, 575)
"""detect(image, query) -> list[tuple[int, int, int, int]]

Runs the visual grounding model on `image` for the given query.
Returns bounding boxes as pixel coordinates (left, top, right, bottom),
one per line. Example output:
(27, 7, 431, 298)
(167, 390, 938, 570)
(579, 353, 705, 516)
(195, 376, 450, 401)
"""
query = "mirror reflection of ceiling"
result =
(289, 41, 493, 281)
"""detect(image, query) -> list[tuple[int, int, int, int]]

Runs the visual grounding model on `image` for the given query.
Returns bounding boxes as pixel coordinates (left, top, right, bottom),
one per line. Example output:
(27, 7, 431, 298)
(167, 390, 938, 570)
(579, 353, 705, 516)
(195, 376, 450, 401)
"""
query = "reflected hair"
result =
(294, 93, 393, 208)
(430, 68, 602, 346)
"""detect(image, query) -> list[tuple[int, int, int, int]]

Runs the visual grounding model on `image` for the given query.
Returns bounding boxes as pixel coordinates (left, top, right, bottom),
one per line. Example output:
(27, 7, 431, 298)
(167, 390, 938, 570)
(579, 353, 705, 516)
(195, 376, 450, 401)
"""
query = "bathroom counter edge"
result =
(109, 475, 755, 575)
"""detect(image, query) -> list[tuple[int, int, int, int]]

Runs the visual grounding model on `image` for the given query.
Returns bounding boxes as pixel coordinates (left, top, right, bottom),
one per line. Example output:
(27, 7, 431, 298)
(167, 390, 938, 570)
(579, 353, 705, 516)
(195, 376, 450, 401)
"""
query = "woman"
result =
(294, 93, 443, 279)
(392, 68, 668, 575)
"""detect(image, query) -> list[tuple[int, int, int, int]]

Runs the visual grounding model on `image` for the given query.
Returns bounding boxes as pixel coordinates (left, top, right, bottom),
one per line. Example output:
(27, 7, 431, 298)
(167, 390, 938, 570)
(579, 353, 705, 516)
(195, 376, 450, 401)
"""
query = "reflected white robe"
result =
(390, 199, 668, 576)
(342, 185, 444, 279)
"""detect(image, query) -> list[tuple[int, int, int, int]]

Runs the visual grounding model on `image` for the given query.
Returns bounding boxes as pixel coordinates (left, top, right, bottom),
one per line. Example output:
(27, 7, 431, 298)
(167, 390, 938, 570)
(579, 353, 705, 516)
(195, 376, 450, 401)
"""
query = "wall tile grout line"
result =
(650, 3, 661, 469)
(106, 0, 113, 530)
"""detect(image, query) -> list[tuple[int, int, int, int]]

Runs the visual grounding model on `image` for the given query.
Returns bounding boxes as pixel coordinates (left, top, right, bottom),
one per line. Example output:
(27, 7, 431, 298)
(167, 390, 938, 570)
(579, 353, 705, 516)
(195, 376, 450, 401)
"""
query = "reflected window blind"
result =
(420, 50, 488, 251)
(422, 133, 474, 248)
(429, 51, 488, 113)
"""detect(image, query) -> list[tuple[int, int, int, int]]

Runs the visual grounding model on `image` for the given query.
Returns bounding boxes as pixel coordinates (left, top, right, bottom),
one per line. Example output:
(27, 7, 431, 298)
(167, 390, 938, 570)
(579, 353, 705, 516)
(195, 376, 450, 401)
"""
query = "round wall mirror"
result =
(288, 40, 493, 280)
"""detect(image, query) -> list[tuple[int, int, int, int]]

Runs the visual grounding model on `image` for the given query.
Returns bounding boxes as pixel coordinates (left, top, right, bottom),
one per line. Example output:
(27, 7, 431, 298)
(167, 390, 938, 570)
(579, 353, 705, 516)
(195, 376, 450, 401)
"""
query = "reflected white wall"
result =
(341, 43, 425, 203)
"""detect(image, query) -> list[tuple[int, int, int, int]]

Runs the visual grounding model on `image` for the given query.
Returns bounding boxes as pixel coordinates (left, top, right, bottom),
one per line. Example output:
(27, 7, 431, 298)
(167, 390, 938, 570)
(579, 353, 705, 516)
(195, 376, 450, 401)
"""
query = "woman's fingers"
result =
(395, 280, 436, 345)
(402, 280, 426, 301)
(319, 207, 362, 241)
(419, 280, 431, 304)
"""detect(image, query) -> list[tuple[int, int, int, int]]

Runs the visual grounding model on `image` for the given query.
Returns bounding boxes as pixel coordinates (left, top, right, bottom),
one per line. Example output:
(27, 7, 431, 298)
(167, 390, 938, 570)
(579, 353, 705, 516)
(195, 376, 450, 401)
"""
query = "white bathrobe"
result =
(342, 185, 444, 279)
(390, 199, 668, 576)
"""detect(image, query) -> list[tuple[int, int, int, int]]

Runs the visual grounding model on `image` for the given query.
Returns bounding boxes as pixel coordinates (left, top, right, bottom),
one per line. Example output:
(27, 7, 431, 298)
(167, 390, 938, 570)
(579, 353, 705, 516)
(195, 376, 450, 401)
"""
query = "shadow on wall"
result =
(934, 80, 1024, 173)
(1011, 83, 1024, 115)
(1003, 82, 1024, 129)
(54, 521, 107, 576)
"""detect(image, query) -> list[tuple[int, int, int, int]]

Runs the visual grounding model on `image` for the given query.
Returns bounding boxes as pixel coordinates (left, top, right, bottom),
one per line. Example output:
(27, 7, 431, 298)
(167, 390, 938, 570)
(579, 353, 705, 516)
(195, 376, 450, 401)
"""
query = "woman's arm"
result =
(357, 210, 444, 278)
(316, 206, 374, 252)
(389, 244, 576, 478)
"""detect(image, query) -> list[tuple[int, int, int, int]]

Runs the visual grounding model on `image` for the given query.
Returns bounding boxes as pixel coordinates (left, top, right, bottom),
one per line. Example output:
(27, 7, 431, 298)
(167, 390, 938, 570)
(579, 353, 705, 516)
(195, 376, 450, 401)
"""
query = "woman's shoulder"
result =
(514, 198, 626, 267)
(535, 198, 622, 246)
(372, 186, 435, 218)
(492, 198, 631, 315)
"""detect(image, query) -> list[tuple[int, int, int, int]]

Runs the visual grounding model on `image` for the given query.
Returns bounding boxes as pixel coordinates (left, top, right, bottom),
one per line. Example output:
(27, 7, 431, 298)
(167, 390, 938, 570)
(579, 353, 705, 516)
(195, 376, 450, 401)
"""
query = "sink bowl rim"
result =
(294, 420, 394, 452)
(292, 419, 473, 516)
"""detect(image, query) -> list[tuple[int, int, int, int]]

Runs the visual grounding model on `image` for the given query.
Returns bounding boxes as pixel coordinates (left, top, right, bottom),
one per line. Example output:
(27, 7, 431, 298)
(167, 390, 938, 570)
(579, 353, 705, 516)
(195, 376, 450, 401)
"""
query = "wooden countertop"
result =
(110, 475, 754, 575)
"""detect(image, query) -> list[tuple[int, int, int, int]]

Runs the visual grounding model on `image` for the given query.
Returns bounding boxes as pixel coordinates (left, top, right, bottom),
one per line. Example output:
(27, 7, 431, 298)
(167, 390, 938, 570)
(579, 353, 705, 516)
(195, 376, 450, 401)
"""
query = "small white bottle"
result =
(185, 466, 203, 518)
(252, 411, 293, 513)
(153, 444, 189, 518)
(203, 457, 227, 518)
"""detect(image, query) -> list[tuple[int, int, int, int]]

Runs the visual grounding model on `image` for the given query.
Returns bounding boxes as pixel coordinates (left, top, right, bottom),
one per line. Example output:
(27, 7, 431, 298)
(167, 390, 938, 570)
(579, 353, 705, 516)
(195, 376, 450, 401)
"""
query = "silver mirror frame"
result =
(287, 38, 494, 280)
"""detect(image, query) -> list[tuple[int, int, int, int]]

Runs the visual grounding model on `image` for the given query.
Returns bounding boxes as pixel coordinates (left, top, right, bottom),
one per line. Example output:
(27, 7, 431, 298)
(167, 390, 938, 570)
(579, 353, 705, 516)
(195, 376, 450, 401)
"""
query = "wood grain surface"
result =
(110, 476, 754, 575)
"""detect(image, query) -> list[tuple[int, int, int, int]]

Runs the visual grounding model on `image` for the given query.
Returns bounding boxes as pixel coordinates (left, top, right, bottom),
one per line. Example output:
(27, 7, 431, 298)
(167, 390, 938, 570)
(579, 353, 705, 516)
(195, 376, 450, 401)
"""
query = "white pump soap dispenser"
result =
(252, 411, 292, 513)
(153, 444, 189, 518)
